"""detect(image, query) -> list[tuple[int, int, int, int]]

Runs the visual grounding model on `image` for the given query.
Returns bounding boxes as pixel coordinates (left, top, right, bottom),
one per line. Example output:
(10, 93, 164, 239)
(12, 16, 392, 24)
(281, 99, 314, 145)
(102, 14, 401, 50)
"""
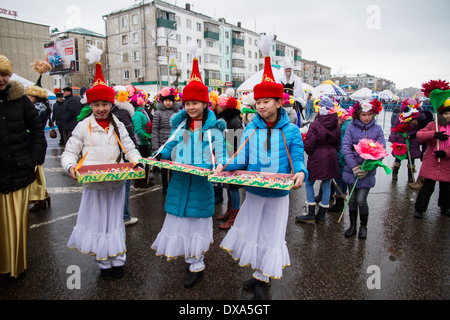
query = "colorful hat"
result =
(0, 55, 13, 76)
(254, 34, 284, 100)
(182, 43, 209, 104)
(349, 98, 383, 118)
(421, 79, 450, 114)
(25, 59, 51, 99)
(130, 91, 147, 107)
(158, 87, 179, 103)
(86, 63, 115, 104)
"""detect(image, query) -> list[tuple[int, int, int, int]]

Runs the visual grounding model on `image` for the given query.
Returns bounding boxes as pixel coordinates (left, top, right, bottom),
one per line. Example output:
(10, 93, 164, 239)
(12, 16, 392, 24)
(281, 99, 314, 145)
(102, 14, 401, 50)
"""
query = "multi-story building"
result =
(331, 73, 396, 92)
(0, 16, 52, 91)
(302, 59, 331, 87)
(104, 0, 303, 94)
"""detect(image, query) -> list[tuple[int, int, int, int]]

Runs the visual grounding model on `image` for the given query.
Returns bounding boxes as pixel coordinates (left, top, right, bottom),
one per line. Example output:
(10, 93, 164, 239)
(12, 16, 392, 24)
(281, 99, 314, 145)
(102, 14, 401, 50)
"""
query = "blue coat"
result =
(342, 118, 386, 188)
(159, 109, 226, 218)
(225, 108, 308, 198)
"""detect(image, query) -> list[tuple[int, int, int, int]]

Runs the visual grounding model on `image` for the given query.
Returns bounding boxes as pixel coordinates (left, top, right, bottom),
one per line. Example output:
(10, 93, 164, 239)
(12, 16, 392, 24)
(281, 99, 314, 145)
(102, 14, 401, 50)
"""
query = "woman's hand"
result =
(215, 163, 224, 173)
(69, 166, 77, 179)
(292, 172, 305, 189)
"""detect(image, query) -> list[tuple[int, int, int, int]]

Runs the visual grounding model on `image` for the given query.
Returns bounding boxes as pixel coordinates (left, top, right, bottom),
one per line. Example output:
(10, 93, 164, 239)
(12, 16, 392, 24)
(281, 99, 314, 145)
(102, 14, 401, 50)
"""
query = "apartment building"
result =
(104, 0, 303, 94)
(302, 59, 331, 87)
(331, 73, 396, 91)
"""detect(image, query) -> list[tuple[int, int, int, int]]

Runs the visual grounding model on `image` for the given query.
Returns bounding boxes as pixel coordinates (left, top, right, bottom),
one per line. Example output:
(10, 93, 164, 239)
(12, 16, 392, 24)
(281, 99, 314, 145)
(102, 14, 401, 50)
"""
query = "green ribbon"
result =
(361, 159, 392, 175)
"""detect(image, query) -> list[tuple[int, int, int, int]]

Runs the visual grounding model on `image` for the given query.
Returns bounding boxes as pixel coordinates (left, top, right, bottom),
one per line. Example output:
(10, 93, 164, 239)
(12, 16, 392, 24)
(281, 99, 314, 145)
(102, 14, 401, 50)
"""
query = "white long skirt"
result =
(67, 185, 126, 262)
(220, 192, 290, 281)
(151, 214, 213, 271)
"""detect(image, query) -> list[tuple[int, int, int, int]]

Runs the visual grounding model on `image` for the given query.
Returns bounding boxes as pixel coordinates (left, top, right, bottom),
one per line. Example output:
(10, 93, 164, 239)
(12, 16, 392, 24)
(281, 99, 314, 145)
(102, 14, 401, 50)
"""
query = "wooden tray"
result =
(139, 158, 211, 176)
(208, 170, 294, 190)
(76, 163, 145, 183)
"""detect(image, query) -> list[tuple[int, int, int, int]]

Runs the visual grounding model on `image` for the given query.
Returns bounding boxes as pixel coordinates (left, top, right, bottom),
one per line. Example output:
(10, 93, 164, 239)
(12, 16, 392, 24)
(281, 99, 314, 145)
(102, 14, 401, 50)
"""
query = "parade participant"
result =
(280, 59, 305, 124)
(152, 87, 181, 194)
(0, 55, 47, 278)
(413, 81, 450, 219)
(389, 98, 421, 183)
(25, 60, 53, 212)
(341, 99, 385, 239)
(214, 94, 244, 230)
(328, 106, 352, 213)
(240, 92, 256, 126)
(52, 92, 65, 146)
(150, 44, 226, 289)
(216, 35, 307, 300)
(61, 61, 141, 280)
(296, 96, 340, 224)
(61, 86, 83, 145)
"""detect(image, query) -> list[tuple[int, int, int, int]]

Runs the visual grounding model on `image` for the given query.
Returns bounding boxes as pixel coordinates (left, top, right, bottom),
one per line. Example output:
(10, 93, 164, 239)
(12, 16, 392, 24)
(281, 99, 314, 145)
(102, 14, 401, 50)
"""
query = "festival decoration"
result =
(208, 171, 294, 190)
(391, 142, 408, 161)
(139, 158, 211, 176)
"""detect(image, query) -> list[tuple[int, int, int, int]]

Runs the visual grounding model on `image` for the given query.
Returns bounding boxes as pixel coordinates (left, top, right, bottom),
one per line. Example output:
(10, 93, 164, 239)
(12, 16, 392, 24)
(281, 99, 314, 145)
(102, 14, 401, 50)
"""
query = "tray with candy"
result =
(139, 158, 211, 177)
(208, 170, 294, 190)
(76, 163, 145, 183)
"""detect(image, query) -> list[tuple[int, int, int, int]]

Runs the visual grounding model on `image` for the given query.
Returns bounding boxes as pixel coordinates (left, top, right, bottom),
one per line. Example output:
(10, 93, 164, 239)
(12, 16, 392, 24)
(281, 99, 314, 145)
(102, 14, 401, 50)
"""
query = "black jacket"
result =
(0, 80, 47, 194)
(62, 93, 83, 131)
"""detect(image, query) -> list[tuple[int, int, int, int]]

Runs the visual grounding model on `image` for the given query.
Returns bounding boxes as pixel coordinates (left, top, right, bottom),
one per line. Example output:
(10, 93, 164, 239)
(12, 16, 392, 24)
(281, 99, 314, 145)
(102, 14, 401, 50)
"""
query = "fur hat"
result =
(0, 55, 13, 76)
(253, 34, 284, 100)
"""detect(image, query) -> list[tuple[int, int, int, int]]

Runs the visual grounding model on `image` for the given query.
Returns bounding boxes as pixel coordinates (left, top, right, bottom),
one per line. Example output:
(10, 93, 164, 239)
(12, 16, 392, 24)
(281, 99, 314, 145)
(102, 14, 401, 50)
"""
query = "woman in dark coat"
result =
(214, 94, 244, 229)
(0, 55, 47, 278)
(296, 96, 340, 224)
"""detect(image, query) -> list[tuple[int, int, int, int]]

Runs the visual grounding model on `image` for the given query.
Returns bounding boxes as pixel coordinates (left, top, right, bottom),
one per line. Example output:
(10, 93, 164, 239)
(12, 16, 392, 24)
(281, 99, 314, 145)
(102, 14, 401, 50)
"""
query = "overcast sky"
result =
(3, 0, 450, 90)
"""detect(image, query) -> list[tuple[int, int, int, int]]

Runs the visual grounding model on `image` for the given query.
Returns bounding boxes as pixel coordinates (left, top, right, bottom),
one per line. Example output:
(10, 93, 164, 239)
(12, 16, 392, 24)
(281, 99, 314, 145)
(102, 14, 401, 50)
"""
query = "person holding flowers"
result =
(413, 80, 450, 219)
(341, 99, 386, 239)
(389, 98, 421, 183)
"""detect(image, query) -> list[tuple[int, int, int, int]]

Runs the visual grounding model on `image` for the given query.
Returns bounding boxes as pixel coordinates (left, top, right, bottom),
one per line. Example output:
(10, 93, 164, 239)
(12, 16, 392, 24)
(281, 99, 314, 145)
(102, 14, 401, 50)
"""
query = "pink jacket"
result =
(417, 121, 450, 182)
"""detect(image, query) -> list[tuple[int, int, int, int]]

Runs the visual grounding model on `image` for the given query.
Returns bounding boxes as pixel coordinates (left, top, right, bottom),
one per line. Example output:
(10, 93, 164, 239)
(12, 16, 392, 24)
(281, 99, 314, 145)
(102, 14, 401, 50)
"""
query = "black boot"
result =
(392, 163, 400, 181)
(184, 270, 203, 288)
(243, 278, 268, 300)
(329, 197, 344, 213)
(344, 210, 358, 237)
(296, 205, 316, 224)
(316, 205, 327, 224)
(358, 207, 369, 239)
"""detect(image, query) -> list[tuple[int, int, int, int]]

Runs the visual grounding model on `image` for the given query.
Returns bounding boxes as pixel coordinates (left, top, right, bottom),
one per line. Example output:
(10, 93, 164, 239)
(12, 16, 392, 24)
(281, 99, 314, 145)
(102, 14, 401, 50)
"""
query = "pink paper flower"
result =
(354, 138, 389, 160)
(391, 142, 408, 156)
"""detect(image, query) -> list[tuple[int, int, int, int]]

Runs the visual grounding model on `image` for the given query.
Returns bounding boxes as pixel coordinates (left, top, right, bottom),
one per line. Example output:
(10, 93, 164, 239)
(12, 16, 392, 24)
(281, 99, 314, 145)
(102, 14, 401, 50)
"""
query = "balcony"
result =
(232, 38, 244, 47)
(275, 50, 285, 57)
(156, 18, 177, 30)
(204, 30, 219, 41)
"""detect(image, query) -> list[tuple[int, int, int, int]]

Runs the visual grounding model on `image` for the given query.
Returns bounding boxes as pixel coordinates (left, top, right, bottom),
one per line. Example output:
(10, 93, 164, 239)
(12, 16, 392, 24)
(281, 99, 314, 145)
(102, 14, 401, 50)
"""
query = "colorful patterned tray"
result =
(76, 163, 145, 183)
(139, 158, 211, 176)
(208, 170, 294, 190)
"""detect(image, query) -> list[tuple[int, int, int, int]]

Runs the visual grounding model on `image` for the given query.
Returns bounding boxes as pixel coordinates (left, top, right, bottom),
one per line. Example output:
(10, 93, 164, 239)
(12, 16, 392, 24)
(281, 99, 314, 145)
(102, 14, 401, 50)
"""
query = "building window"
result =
(197, 39, 202, 48)
(124, 70, 130, 80)
(132, 32, 139, 43)
(86, 39, 92, 46)
(134, 69, 140, 79)
(133, 51, 140, 61)
(196, 22, 202, 32)
(132, 14, 138, 25)
(186, 19, 192, 29)
(121, 16, 128, 28)
(122, 35, 128, 45)
(176, 34, 181, 44)
(225, 31, 229, 39)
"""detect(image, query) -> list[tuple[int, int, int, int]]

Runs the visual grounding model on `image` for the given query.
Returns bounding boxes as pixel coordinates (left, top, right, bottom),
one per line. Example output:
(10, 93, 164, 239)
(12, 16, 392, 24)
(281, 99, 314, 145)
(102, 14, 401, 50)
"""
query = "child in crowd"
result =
(341, 99, 385, 239)
(61, 63, 141, 280)
(150, 53, 226, 288)
(152, 87, 181, 194)
(216, 36, 307, 300)
(296, 96, 340, 224)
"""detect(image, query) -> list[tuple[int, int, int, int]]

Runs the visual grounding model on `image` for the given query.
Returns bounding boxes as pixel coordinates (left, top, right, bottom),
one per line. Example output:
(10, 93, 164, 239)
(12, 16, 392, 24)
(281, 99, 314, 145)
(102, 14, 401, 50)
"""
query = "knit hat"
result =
(254, 34, 284, 100)
(25, 59, 51, 99)
(0, 55, 13, 76)
(182, 42, 209, 104)
(85, 45, 115, 104)
(421, 79, 450, 114)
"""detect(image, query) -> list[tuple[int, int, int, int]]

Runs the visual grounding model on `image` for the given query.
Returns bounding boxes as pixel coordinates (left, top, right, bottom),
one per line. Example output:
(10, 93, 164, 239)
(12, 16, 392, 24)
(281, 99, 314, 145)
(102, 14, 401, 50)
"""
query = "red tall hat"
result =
(182, 58, 210, 103)
(86, 63, 115, 104)
(253, 56, 284, 100)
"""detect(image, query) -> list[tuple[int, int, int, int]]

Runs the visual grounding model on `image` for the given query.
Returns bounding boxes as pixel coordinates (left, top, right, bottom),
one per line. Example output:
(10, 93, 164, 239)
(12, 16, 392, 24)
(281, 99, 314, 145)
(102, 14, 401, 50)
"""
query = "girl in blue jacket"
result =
(216, 55, 307, 300)
(151, 58, 226, 288)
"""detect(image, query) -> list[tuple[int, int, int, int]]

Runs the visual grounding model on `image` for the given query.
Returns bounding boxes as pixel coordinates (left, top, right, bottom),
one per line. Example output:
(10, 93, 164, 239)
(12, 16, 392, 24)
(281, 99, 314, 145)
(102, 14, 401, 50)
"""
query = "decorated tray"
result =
(76, 163, 145, 184)
(208, 170, 294, 190)
(139, 158, 211, 176)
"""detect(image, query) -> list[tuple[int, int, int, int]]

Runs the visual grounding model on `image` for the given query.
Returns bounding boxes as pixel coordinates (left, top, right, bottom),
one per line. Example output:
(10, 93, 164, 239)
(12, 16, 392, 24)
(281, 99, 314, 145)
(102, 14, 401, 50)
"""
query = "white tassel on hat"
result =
(258, 34, 274, 57)
(86, 44, 103, 64)
(186, 41, 199, 59)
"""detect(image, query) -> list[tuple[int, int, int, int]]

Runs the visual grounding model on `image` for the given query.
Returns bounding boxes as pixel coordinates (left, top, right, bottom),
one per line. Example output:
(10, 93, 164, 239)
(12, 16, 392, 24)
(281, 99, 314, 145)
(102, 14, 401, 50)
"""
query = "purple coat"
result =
(388, 114, 421, 159)
(304, 112, 340, 180)
(342, 118, 386, 188)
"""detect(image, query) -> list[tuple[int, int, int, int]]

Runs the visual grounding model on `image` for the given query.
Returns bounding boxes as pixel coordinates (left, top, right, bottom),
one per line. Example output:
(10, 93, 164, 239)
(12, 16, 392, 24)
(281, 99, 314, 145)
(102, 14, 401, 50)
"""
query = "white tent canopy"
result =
(10, 73, 56, 100)
(349, 87, 374, 100)
(311, 80, 347, 98)
(379, 89, 399, 101)
(237, 67, 284, 94)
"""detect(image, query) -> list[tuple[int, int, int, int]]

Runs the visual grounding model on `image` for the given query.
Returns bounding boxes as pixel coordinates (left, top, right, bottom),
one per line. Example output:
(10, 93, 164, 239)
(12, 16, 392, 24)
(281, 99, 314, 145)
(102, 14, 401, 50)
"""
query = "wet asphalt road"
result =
(0, 128, 448, 303)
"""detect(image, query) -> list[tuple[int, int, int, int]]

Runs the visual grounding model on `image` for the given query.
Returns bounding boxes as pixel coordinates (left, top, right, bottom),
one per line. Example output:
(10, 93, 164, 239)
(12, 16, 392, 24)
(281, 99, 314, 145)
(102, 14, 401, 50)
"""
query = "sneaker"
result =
(124, 217, 138, 226)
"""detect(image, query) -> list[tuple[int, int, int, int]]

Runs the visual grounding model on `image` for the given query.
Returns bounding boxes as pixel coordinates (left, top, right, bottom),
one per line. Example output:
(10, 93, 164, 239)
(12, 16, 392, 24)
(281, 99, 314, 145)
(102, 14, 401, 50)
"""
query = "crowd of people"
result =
(1, 50, 449, 301)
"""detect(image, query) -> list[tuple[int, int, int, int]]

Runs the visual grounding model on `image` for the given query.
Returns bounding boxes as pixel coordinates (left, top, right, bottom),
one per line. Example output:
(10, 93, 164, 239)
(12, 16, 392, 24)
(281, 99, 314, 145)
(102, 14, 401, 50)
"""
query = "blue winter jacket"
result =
(224, 108, 308, 198)
(342, 118, 386, 188)
(159, 109, 226, 218)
